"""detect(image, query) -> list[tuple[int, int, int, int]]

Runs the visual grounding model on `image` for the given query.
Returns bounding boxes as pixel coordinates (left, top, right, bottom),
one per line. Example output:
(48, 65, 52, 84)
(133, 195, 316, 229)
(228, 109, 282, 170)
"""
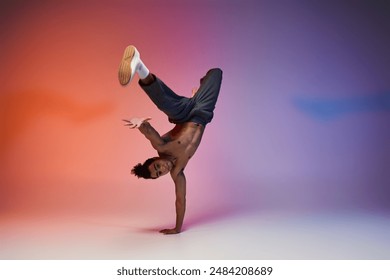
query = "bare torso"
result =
(158, 122, 205, 175)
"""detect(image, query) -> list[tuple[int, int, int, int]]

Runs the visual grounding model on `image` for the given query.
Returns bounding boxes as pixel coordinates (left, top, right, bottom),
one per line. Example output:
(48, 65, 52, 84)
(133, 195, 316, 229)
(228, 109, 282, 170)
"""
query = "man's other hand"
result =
(123, 117, 152, 128)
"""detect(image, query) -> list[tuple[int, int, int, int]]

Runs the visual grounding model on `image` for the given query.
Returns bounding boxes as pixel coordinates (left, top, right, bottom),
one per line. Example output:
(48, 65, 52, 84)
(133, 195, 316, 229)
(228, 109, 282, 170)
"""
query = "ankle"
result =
(137, 58, 149, 79)
(139, 74, 155, 85)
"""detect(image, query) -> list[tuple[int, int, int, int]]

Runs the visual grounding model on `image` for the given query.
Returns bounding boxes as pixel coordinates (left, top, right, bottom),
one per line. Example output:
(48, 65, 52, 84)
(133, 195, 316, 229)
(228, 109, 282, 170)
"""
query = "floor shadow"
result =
(183, 206, 249, 231)
(132, 207, 249, 234)
(134, 227, 169, 234)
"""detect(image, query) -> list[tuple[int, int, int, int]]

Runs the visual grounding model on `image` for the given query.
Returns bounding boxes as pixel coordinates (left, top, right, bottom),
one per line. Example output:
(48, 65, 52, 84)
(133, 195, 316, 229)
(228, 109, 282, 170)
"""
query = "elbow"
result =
(175, 197, 186, 208)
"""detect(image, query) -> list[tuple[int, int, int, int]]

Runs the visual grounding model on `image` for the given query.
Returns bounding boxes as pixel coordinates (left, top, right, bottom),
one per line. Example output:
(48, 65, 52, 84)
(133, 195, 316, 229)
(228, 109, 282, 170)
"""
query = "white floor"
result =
(1, 210, 389, 259)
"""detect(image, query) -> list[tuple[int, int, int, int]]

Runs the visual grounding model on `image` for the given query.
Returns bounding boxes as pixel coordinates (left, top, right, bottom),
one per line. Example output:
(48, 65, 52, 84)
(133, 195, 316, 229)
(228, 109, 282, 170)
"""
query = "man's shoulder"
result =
(170, 166, 185, 181)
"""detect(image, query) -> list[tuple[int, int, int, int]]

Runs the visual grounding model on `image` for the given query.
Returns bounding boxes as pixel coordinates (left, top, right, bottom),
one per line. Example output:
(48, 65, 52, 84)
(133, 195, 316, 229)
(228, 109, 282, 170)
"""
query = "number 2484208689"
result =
(209, 266, 273, 276)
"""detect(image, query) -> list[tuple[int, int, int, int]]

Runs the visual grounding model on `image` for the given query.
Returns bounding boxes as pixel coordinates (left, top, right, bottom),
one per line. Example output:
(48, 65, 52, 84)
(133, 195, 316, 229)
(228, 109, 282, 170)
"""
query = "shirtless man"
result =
(118, 45, 222, 234)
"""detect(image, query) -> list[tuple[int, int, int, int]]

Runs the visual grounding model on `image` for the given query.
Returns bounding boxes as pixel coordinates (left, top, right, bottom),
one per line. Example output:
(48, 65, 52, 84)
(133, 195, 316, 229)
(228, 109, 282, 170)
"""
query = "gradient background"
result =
(0, 0, 389, 259)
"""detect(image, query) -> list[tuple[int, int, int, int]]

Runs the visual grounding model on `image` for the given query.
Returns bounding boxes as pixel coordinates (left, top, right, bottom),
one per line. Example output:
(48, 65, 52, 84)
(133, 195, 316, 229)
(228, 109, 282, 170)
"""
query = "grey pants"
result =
(139, 68, 223, 126)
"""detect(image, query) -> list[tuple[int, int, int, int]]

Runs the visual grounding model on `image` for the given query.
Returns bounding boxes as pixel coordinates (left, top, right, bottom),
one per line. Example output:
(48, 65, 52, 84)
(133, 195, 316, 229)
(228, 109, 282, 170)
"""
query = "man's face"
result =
(148, 158, 173, 179)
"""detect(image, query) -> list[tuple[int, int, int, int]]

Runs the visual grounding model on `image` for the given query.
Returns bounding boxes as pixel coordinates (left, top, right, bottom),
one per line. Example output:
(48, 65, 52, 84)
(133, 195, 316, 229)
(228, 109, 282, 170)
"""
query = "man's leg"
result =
(139, 75, 193, 123)
(139, 74, 155, 86)
(138, 68, 223, 125)
(189, 68, 223, 126)
(118, 45, 193, 122)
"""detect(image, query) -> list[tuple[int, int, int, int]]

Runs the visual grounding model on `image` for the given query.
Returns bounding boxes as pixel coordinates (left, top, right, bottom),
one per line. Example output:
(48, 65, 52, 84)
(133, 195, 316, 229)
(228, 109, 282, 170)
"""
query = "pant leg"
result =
(139, 75, 193, 123)
(188, 68, 223, 126)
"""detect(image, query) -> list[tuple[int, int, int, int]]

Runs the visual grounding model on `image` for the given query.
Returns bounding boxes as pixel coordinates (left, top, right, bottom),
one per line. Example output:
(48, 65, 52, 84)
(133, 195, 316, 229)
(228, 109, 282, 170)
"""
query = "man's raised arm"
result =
(123, 117, 165, 151)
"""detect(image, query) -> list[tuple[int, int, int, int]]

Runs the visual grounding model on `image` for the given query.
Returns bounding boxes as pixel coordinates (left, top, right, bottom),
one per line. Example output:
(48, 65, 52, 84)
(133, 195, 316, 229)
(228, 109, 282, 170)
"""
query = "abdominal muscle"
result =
(166, 122, 205, 160)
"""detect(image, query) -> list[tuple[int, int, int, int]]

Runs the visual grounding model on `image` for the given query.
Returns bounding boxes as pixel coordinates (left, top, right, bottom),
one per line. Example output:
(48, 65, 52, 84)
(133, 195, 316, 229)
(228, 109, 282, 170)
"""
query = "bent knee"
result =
(205, 68, 223, 83)
(207, 68, 223, 76)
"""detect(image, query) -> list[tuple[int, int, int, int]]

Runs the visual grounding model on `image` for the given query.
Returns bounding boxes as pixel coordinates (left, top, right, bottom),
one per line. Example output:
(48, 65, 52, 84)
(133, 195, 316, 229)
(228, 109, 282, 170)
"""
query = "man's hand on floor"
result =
(159, 228, 181, 235)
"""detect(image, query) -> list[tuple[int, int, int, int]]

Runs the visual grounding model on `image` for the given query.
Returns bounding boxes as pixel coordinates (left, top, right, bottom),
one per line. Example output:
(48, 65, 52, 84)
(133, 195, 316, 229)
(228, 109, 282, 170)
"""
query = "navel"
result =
(178, 141, 181, 144)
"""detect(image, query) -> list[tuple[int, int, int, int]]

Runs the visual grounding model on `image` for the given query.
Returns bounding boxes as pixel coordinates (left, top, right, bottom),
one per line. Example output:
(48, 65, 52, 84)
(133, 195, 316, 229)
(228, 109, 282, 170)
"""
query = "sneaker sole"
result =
(118, 45, 136, 86)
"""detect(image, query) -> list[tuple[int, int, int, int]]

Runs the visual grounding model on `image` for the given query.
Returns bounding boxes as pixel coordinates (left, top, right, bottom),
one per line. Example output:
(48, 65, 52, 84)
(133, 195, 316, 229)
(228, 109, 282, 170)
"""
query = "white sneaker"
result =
(118, 45, 140, 86)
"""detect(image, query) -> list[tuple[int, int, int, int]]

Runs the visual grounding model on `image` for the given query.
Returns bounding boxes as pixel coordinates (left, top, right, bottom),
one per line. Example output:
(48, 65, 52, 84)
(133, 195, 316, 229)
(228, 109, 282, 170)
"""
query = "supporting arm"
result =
(160, 171, 186, 234)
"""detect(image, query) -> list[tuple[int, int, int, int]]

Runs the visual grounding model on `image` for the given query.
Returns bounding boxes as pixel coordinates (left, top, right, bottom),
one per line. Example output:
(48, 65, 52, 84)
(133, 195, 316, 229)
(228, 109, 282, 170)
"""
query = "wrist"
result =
(139, 121, 148, 128)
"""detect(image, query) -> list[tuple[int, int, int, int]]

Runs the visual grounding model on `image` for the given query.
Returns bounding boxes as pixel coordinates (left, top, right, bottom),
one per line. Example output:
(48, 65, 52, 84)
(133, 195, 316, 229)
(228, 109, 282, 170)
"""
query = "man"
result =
(118, 45, 222, 234)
